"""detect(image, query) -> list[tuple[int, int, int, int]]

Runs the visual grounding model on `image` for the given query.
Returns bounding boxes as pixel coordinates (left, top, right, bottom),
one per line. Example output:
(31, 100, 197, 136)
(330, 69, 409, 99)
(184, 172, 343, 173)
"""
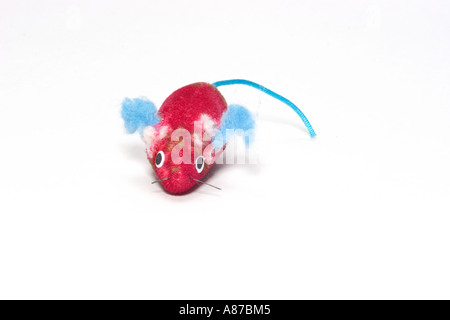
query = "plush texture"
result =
(158, 82, 226, 132)
(121, 97, 159, 134)
(212, 104, 255, 150)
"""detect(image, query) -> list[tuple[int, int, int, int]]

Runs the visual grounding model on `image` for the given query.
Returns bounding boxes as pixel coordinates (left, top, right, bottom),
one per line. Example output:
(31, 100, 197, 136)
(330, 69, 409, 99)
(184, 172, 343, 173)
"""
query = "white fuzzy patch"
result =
(193, 133, 203, 147)
(142, 126, 156, 147)
(159, 126, 169, 140)
(200, 114, 216, 139)
(142, 125, 170, 158)
(193, 114, 218, 149)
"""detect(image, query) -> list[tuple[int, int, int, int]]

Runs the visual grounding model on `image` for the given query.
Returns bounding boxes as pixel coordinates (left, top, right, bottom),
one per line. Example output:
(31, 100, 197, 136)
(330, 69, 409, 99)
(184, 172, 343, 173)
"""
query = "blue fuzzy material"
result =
(213, 104, 255, 149)
(121, 97, 159, 134)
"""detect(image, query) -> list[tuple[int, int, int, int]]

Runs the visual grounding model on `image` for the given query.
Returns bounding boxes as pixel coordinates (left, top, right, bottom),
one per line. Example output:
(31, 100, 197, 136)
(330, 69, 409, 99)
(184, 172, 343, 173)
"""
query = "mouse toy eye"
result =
(195, 156, 205, 173)
(155, 151, 165, 168)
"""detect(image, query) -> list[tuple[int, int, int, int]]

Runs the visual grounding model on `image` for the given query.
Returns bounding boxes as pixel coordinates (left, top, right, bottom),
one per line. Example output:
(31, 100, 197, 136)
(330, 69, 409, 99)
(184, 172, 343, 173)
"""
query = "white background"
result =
(0, 0, 449, 299)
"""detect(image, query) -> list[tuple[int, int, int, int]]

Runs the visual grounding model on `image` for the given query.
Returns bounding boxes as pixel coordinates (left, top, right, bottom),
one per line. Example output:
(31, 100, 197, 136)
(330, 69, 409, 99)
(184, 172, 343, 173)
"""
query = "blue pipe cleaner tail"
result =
(212, 79, 316, 138)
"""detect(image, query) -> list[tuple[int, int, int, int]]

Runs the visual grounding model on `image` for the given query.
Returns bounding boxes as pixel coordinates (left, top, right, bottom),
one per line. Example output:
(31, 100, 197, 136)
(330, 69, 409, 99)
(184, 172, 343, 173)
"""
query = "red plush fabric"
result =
(158, 82, 227, 132)
(148, 82, 227, 194)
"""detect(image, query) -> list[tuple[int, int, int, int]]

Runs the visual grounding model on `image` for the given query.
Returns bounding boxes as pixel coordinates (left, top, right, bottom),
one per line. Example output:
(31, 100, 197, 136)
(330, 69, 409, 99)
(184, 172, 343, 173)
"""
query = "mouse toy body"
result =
(121, 79, 316, 194)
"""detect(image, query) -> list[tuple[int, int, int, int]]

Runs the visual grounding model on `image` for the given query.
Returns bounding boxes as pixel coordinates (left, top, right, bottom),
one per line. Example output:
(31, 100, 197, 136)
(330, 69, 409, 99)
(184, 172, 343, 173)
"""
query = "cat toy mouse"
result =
(121, 79, 316, 194)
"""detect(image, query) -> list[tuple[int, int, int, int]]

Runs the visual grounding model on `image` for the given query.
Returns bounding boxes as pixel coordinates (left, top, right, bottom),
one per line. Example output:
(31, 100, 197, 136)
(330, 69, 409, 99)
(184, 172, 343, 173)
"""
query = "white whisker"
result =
(152, 177, 169, 184)
(189, 177, 221, 190)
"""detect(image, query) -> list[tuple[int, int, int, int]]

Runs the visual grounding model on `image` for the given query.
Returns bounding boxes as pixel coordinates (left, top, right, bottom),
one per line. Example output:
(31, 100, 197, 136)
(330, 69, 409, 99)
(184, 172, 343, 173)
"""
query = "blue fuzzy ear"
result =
(212, 104, 255, 149)
(121, 97, 160, 134)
